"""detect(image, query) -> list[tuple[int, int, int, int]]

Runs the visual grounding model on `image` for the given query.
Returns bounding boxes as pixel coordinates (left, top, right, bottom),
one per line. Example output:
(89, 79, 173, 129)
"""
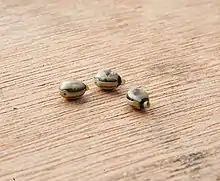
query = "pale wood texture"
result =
(1, 0, 220, 180)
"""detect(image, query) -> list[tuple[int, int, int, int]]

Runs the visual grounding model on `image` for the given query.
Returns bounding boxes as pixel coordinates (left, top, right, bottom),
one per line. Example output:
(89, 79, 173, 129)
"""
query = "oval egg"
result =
(126, 88, 150, 109)
(59, 79, 89, 99)
(94, 69, 125, 90)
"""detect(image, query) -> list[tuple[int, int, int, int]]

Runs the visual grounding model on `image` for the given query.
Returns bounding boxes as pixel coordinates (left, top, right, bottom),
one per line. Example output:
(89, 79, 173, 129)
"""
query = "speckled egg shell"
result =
(59, 79, 88, 99)
(94, 69, 124, 90)
(127, 88, 150, 109)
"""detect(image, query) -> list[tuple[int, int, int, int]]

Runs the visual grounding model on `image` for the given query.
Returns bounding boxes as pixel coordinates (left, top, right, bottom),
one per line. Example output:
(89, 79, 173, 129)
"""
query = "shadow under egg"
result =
(128, 105, 152, 114)
(63, 95, 89, 104)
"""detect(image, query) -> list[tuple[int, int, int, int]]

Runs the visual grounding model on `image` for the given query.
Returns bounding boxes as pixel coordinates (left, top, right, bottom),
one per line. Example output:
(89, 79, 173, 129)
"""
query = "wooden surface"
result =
(1, 0, 220, 180)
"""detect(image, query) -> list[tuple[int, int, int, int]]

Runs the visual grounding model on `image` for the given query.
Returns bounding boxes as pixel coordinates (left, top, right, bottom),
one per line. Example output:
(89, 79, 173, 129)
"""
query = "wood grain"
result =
(1, 0, 220, 180)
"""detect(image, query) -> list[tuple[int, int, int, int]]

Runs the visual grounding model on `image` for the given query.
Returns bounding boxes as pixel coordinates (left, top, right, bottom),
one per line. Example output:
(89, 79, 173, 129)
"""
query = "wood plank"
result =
(0, 0, 220, 180)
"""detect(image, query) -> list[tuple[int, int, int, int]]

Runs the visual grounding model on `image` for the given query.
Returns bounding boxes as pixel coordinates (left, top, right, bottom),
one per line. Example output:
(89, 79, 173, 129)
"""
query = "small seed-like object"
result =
(59, 79, 89, 99)
(94, 69, 125, 90)
(126, 88, 150, 109)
